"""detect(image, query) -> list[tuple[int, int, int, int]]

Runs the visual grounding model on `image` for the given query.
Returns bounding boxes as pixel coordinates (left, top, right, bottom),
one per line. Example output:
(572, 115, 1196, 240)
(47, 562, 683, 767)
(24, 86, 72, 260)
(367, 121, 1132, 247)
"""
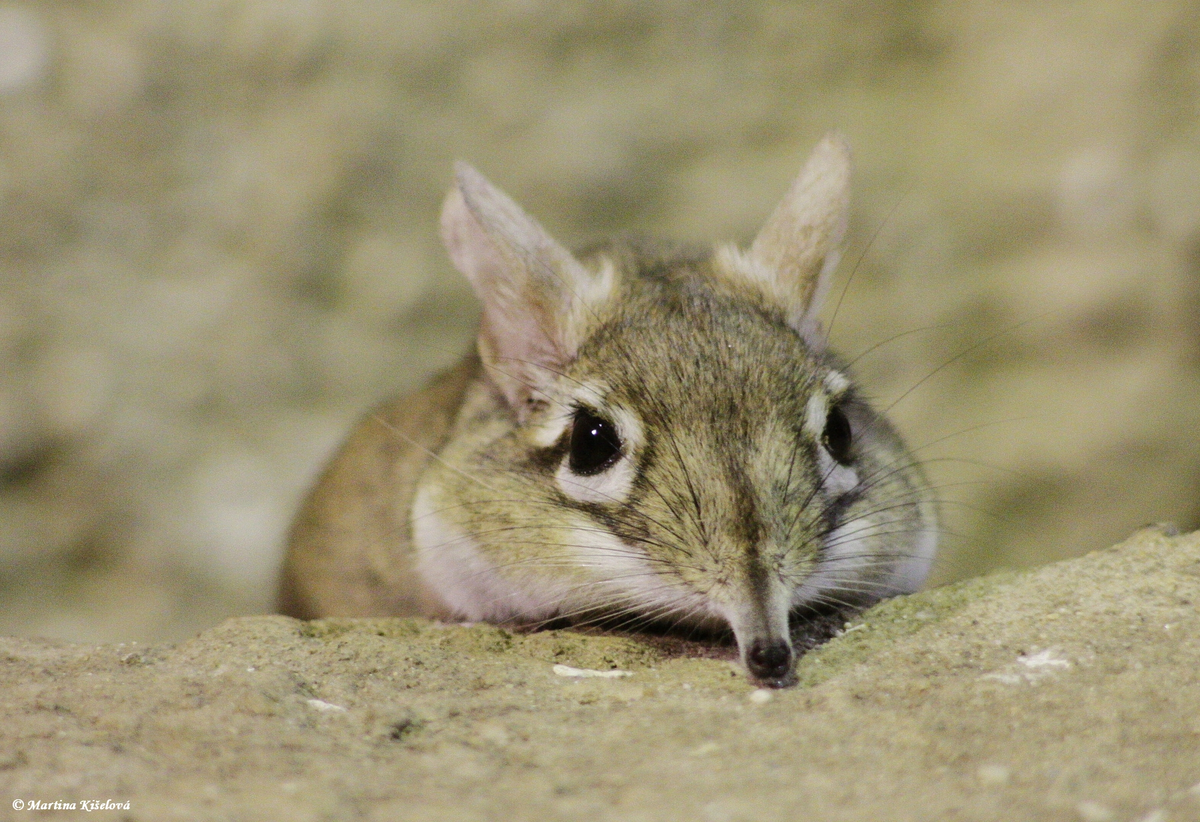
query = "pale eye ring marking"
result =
(554, 402, 642, 505)
(804, 370, 858, 493)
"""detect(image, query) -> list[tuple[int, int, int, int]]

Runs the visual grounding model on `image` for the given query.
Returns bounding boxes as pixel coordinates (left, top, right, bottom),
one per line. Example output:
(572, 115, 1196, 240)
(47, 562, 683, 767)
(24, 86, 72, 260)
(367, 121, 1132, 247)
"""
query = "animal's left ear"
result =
(440, 162, 598, 416)
(747, 132, 851, 340)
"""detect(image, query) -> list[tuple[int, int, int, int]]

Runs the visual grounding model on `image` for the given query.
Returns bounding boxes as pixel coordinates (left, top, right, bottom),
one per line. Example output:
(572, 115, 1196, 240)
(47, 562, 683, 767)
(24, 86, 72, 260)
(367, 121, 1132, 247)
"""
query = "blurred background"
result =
(0, 1, 1197, 643)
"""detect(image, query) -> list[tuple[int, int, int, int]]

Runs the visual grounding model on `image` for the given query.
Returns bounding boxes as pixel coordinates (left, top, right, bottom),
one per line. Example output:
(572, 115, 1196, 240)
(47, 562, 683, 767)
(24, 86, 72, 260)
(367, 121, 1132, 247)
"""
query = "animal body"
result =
(279, 134, 938, 687)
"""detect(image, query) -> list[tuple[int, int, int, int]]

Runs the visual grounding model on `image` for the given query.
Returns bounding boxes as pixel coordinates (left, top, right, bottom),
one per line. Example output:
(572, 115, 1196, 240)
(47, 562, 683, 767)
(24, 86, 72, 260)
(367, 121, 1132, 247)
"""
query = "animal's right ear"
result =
(746, 133, 851, 342)
(440, 163, 599, 415)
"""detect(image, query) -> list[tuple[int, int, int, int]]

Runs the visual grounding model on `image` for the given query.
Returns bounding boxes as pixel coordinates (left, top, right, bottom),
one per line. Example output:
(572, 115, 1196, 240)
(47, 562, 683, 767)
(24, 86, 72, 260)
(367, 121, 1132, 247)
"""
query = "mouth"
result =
(749, 669, 798, 689)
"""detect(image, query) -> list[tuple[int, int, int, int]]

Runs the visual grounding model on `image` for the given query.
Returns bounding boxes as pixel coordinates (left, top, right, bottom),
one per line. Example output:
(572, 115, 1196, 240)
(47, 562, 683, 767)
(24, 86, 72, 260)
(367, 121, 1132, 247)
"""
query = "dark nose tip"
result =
(746, 639, 793, 682)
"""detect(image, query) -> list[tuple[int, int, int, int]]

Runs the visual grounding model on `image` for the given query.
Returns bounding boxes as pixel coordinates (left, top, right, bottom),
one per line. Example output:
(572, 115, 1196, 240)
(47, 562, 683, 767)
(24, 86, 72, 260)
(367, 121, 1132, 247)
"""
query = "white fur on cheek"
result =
(411, 486, 563, 623)
(816, 448, 858, 496)
(891, 523, 939, 593)
(791, 519, 871, 609)
(566, 526, 719, 628)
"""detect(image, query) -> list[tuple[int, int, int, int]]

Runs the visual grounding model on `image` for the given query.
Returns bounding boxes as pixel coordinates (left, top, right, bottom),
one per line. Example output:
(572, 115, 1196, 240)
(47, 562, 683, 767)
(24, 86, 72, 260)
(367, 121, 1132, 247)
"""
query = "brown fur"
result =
(279, 356, 478, 620)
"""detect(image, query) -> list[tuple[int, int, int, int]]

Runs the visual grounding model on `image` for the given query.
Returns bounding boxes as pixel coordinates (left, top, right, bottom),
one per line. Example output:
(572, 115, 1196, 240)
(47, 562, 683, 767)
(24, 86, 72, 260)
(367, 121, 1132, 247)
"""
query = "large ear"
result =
(440, 162, 595, 413)
(747, 132, 851, 339)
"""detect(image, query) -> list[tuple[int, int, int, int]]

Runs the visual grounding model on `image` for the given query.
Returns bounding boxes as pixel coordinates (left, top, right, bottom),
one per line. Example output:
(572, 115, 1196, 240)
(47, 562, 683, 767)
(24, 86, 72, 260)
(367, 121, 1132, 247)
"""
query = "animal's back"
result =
(278, 355, 478, 620)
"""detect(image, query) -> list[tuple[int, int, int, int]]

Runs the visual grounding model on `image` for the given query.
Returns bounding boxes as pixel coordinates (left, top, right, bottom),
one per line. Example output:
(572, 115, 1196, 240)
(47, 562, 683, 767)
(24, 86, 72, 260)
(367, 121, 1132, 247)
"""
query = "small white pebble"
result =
(305, 698, 347, 713)
(1018, 649, 1070, 670)
(976, 764, 1010, 785)
(748, 689, 773, 704)
(1075, 800, 1114, 822)
(689, 741, 719, 757)
(246, 667, 255, 673)
(552, 664, 631, 679)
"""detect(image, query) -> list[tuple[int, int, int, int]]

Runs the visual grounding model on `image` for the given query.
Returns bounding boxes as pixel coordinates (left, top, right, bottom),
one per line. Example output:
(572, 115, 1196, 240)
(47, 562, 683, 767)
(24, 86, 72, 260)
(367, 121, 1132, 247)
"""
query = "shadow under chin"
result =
(510, 610, 738, 660)
(790, 601, 864, 655)
(513, 600, 864, 667)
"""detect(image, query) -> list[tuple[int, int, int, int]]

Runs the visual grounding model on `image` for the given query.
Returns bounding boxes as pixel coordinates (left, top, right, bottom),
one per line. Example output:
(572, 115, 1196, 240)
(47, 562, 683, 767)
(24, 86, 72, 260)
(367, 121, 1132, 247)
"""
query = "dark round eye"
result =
(823, 404, 853, 465)
(568, 407, 623, 476)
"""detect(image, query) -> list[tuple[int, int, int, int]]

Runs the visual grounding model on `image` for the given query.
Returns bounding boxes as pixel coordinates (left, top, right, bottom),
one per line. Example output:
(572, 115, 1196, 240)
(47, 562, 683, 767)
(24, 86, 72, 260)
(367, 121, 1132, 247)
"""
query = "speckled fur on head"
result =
(409, 134, 939, 688)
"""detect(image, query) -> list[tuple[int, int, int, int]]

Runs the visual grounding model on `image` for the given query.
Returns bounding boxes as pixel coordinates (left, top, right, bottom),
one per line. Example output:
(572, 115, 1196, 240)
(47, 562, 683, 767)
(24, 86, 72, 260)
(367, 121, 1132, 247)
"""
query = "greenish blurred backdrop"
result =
(1, 1, 1197, 642)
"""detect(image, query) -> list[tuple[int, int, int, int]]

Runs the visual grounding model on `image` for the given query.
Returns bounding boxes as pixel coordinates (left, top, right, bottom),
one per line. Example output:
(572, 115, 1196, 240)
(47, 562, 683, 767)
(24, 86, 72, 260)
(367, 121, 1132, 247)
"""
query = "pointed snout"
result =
(723, 570, 797, 686)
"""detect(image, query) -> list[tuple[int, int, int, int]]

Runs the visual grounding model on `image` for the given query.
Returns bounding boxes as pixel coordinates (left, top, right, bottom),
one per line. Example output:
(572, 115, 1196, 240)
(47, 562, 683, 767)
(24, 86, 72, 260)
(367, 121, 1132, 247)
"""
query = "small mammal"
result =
(279, 134, 938, 687)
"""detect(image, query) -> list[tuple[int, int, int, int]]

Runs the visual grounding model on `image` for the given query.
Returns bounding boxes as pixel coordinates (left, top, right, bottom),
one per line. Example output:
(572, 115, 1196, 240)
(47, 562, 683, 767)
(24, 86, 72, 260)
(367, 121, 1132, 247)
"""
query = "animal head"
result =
(426, 135, 935, 686)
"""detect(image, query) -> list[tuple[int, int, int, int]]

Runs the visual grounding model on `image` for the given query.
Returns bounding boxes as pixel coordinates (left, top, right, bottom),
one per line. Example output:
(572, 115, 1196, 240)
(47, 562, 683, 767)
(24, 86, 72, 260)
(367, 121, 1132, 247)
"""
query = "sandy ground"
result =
(2, 525, 1198, 821)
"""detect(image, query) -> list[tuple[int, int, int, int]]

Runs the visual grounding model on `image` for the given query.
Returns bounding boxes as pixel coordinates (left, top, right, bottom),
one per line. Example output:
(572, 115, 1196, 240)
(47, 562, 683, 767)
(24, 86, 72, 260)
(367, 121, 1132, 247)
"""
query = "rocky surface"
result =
(2, 526, 1198, 821)
(1, 1, 1200, 644)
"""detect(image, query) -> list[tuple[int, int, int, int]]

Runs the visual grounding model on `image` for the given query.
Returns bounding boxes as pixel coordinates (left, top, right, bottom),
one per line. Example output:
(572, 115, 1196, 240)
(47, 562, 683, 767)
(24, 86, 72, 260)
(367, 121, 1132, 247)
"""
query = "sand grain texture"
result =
(2, 527, 1199, 821)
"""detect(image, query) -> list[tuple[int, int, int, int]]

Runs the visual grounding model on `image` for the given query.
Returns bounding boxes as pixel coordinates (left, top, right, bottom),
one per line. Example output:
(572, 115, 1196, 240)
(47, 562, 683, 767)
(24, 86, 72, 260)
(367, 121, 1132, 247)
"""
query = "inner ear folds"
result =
(746, 132, 851, 338)
(440, 163, 594, 414)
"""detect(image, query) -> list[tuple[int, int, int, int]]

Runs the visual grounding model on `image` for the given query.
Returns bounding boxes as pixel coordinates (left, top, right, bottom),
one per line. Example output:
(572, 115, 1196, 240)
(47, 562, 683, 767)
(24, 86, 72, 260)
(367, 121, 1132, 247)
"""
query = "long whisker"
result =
(822, 184, 914, 345)
(369, 414, 501, 496)
(880, 313, 1049, 416)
